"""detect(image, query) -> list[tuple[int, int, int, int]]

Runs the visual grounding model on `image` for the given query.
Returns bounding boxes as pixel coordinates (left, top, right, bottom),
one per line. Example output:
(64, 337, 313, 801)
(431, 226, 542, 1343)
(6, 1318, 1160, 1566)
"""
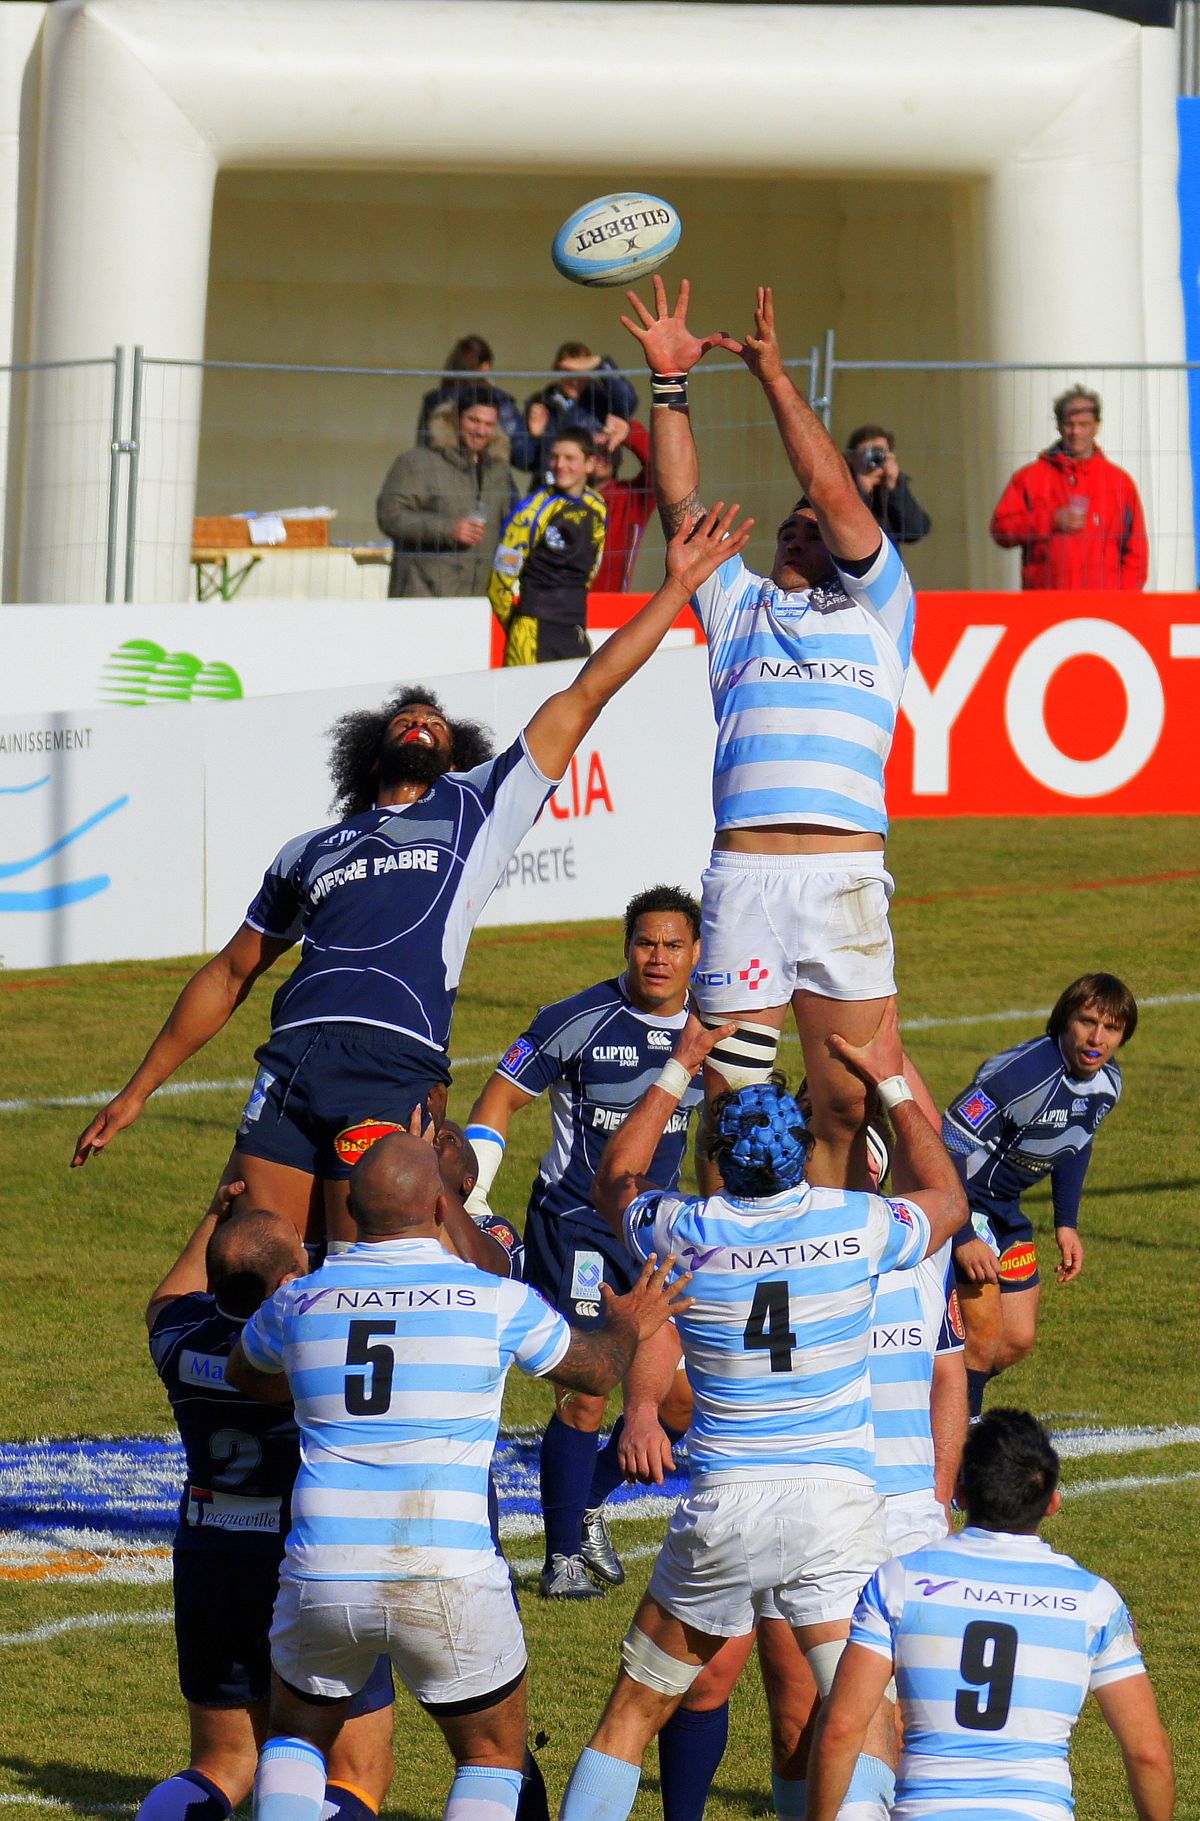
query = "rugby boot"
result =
(538, 1552, 604, 1599)
(580, 1505, 625, 1585)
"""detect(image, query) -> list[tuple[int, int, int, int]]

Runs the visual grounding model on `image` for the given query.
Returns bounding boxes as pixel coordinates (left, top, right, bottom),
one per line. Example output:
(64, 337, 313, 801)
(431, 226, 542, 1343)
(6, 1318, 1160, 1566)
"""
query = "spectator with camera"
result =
(845, 423, 932, 545)
(377, 381, 516, 598)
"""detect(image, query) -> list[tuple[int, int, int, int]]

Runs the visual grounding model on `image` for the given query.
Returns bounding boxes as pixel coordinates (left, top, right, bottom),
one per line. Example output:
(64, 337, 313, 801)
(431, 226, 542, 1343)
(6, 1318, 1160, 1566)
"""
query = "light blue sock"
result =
(770, 1771, 806, 1820)
(560, 1746, 641, 1821)
(838, 1753, 895, 1820)
(254, 1737, 327, 1821)
(444, 1764, 524, 1821)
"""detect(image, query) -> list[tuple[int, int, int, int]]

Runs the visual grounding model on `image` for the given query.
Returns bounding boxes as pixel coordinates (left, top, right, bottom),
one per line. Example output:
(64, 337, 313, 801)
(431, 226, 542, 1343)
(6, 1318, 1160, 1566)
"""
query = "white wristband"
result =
(464, 1126, 504, 1197)
(655, 1059, 694, 1101)
(877, 1075, 914, 1111)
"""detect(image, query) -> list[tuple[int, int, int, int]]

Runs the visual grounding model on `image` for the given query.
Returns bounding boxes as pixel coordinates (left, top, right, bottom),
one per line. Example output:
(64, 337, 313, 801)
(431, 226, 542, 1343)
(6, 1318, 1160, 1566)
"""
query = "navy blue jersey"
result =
(476, 1211, 526, 1279)
(499, 976, 702, 1246)
(942, 1034, 1121, 1230)
(245, 736, 554, 1056)
(149, 1293, 298, 1554)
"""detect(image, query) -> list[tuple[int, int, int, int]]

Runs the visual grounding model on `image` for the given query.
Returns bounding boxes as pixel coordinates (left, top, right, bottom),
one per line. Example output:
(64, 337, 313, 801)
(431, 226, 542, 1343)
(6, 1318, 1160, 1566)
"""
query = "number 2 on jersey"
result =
(742, 1280, 797, 1372)
(955, 1620, 1018, 1730)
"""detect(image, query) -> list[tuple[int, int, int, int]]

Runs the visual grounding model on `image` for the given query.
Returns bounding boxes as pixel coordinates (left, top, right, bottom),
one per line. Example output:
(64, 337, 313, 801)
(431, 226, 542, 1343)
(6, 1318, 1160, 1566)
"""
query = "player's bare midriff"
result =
(716, 825, 885, 855)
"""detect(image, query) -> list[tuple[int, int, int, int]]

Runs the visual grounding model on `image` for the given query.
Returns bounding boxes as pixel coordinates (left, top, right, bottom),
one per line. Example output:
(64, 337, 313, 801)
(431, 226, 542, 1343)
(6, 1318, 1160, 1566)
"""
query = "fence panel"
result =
(2, 357, 122, 605)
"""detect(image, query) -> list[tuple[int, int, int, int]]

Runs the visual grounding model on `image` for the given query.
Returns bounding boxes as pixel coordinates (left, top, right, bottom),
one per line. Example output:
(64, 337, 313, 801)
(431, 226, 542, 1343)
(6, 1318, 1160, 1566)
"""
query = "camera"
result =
(861, 444, 888, 472)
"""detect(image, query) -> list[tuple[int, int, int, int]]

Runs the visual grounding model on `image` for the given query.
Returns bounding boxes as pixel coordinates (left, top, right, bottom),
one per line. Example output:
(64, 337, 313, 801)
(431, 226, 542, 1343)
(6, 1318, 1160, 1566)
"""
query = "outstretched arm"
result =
(547, 1254, 693, 1395)
(592, 1014, 734, 1234)
(521, 502, 752, 781)
(622, 277, 726, 537)
(72, 922, 293, 1167)
(721, 287, 880, 563)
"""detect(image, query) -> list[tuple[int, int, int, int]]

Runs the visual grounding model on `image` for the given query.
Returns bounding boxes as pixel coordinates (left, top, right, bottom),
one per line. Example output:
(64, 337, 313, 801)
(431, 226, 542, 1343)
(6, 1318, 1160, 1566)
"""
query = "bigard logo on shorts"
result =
(1000, 1241, 1038, 1283)
(334, 1119, 404, 1165)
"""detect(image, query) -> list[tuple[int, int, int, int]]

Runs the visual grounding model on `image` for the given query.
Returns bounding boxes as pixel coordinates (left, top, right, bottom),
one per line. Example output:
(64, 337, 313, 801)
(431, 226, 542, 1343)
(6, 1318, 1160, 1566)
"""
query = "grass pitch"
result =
(1, 815, 1197, 1818)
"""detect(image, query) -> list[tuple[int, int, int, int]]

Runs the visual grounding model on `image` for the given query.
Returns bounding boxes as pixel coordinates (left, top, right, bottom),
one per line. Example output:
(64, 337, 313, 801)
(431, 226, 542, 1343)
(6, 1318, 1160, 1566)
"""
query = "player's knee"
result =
(995, 1332, 1035, 1370)
(818, 1070, 870, 1136)
(702, 1019, 780, 1090)
(620, 1626, 703, 1697)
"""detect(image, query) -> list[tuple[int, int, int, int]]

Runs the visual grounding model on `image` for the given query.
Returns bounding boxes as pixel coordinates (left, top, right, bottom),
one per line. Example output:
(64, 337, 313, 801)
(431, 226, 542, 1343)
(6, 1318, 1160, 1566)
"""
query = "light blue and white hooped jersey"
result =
(850, 1527, 1146, 1820)
(871, 1243, 963, 1500)
(624, 1181, 929, 1486)
(240, 1238, 570, 1582)
(690, 540, 915, 837)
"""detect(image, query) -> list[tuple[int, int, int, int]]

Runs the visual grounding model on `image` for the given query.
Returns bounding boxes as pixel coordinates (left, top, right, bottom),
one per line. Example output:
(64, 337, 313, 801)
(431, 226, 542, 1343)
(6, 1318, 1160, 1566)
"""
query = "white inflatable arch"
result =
(13, 0, 1188, 598)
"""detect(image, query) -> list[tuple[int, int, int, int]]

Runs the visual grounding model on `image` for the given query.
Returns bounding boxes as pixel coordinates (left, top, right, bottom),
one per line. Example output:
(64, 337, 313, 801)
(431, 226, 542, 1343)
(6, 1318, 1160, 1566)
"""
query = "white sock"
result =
(443, 1765, 523, 1821)
(254, 1738, 327, 1821)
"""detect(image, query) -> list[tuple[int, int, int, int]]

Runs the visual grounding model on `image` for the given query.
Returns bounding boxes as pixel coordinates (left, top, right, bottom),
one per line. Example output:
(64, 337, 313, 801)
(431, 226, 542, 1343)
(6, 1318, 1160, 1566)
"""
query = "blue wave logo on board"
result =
(0, 774, 128, 912)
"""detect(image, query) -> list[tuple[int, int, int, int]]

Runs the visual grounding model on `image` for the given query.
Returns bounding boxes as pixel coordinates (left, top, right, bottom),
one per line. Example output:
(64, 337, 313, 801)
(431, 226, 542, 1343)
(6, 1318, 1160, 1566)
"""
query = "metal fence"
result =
(4, 345, 1196, 604)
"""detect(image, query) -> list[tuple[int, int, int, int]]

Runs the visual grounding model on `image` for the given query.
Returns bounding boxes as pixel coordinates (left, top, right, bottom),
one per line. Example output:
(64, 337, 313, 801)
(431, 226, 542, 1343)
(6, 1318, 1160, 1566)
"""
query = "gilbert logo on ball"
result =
(334, 1119, 404, 1166)
(551, 192, 681, 287)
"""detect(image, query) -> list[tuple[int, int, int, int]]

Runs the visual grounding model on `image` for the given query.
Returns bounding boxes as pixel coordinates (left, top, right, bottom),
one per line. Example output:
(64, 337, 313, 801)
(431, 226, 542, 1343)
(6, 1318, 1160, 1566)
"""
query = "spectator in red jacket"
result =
(990, 387, 1148, 590)
(589, 419, 655, 592)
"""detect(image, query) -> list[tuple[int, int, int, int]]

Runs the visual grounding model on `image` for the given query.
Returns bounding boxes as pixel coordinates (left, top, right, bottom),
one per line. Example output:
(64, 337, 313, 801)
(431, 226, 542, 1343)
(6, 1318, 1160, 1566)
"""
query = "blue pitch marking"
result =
(0, 1436, 690, 1542)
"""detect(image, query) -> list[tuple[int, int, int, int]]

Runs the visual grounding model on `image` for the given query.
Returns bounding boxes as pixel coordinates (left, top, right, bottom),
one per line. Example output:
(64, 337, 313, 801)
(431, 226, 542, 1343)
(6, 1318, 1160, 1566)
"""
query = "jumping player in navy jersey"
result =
(72, 505, 754, 1247)
(943, 972, 1137, 1418)
(464, 885, 702, 1600)
(139, 1189, 395, 1821)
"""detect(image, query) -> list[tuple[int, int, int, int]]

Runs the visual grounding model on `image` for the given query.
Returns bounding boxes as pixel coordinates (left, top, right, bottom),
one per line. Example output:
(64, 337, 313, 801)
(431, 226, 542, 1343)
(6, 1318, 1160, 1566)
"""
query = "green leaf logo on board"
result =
(99, 640, 244, 706)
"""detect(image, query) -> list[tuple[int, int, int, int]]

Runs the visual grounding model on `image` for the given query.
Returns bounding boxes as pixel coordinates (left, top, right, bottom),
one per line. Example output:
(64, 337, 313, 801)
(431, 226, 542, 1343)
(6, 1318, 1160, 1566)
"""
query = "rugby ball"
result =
(551, 192, 682, 288)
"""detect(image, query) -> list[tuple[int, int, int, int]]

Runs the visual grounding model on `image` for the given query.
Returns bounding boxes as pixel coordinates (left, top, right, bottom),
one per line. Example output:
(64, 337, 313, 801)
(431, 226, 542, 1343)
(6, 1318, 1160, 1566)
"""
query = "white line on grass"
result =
(0, 1801, 132, 1815)
(5, 991, 1198, 1115)
(0, 1608, 170, 1647)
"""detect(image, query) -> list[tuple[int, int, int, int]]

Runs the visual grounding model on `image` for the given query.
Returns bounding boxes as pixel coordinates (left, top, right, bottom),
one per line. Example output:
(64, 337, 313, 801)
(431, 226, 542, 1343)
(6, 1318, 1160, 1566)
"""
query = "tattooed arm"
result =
(547, 1253, 694, 1397)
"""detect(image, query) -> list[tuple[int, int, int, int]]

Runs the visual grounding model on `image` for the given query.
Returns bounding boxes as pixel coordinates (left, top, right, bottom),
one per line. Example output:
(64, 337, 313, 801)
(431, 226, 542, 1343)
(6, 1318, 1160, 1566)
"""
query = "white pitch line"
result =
(1052, 1424, 1200, 1460)
(0, 1608, 171, 1647)
(0, 1802, 132, 1815)
(1066, 1468, 1200, 1499)
(6, 991, 1198, 1116)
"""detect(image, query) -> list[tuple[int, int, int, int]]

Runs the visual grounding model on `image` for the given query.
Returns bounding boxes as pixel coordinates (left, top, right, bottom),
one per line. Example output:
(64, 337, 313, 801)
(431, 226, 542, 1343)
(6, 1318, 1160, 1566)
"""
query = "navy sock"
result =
(540, 1414, 600, 1566)
(967, 1367, 993, 1420)
(136, 1770, 232, 1821)
(322, 1787, 376, 1821)
(587, 1418, 626, 1510)
(657, 1704, 729, 1821)
(516, 1749, 549, 1821)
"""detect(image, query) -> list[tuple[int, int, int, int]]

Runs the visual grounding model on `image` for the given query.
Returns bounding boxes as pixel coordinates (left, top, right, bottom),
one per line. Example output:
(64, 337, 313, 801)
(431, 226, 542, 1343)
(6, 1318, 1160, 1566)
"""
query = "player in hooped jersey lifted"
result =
(622, 280, 916, 1191)
(71, 506, 753, 1245)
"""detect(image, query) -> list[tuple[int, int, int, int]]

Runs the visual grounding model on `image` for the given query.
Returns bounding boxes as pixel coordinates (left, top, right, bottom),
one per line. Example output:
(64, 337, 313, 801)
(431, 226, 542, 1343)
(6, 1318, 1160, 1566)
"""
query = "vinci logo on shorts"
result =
(1000, 1242, 1039, 1283)
(959, 1089, 997, 1129)
(570, 1251, 604, 1302)
(334, 1119, 403, 1166)
(692, 960, 771, 992)
(500, 1036, 535, 1074)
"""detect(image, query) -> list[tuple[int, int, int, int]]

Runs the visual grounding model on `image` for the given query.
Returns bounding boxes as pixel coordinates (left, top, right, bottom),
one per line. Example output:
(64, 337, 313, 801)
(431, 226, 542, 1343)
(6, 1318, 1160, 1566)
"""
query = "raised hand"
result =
(717, 287, 786, 385)
(672, 1011, 738, 1079)
(621, 276, 729, 376)
(603, 1252, 694, 1340)
(664, 502, 754, 594)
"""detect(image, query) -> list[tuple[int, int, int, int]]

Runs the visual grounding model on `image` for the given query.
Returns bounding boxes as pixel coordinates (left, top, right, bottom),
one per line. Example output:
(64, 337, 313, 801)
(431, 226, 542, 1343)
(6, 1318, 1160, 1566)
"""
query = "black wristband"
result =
(650, 372, 689, 412)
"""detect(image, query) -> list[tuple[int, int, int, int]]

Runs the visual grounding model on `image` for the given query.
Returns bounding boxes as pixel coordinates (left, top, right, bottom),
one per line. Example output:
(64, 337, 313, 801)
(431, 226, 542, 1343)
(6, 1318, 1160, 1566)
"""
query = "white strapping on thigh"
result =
(621, 1625, 703, 1696)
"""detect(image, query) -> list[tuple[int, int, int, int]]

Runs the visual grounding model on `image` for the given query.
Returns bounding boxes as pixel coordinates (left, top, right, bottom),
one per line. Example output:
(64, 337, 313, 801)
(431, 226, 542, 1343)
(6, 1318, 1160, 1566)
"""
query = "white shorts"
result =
(270, 1555, 526, 1707)
(883, 1488, 950, 1558)
(692, 849, 896, 1013)
(647, 1476, 886, 1636)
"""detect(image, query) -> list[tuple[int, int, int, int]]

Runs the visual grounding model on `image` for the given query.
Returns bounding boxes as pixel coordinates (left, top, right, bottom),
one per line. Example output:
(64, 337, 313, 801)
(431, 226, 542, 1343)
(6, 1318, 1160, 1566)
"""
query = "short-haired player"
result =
(622, 279, 916, 1193)
(555, 1003, 969, 1821)
(806, 1408, 1174, 1821)
(464, 885, 702, 1599)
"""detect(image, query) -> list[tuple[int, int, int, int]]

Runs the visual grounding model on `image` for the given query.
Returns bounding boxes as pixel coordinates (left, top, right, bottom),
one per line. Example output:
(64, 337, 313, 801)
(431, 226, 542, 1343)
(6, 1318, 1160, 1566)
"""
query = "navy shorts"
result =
(174, 1544, 394, 1711)
(955, 1200, 1040, 1294)
(235, 1023, 450, 1180)
(523, 1211, 638, 1330)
